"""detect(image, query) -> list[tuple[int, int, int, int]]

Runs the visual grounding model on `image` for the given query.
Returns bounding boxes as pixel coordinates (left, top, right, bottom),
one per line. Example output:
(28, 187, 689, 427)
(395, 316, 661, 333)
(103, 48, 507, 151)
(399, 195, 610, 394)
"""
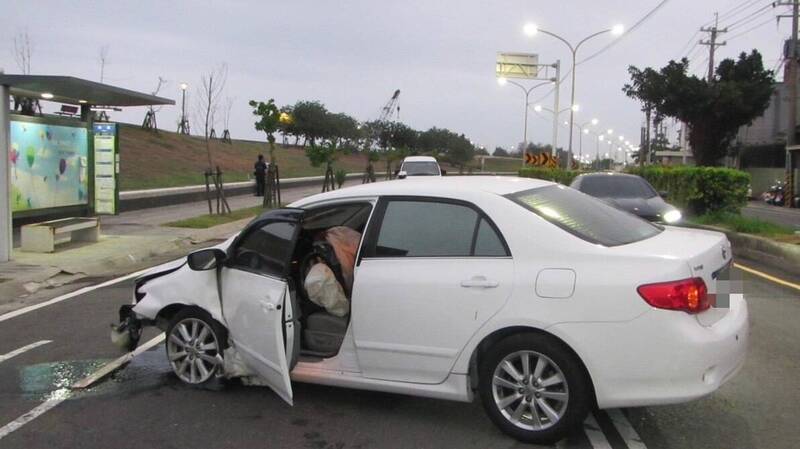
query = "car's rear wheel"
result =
(478, 333, 590, 444)
(165, 308, 227, 385)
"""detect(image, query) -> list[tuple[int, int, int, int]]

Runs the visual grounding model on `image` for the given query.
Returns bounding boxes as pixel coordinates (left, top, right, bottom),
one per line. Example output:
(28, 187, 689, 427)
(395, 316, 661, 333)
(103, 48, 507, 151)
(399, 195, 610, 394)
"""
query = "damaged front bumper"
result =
(110, 304, 145, 352)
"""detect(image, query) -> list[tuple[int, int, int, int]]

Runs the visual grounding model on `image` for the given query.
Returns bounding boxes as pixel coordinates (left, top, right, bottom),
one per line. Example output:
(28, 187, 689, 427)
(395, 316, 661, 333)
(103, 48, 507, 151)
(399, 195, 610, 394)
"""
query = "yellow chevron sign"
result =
(524, 152, 558, 168)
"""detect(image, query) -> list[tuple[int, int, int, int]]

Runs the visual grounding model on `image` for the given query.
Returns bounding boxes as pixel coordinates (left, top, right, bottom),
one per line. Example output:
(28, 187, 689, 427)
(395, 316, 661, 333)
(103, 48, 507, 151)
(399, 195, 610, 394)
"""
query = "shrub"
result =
(625, 166, 750, 215)
(518, 167, 582, 186)
(334, 169, 347, 188)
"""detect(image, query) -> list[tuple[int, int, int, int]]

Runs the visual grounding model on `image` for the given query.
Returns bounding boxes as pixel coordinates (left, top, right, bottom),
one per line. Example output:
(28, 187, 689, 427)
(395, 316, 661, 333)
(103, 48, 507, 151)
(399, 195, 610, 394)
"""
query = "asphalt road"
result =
(0, 262, 797, 449)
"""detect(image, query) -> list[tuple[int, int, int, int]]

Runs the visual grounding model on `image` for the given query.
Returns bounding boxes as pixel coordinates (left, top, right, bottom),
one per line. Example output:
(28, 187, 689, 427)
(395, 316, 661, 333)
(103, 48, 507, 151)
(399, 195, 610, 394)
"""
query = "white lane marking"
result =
(607, 409, 647, 449)
(0, 334, 165, 440)
(583, 413, 613, 449)
(0, 268, 151, 324)
(0, 389, 69, 440)
(0, 340, 52, 364)
(72, 333, 165, 389)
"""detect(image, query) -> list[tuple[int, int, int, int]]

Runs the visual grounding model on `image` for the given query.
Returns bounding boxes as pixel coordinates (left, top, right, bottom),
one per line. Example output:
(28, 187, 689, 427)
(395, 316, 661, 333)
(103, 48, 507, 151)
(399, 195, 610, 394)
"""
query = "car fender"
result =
(132, 264, 224, 325)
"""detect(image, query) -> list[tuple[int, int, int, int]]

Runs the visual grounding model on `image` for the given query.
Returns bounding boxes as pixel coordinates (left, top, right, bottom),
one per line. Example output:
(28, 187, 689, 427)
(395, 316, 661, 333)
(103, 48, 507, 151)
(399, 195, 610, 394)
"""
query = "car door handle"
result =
(460, 276, 499, 289)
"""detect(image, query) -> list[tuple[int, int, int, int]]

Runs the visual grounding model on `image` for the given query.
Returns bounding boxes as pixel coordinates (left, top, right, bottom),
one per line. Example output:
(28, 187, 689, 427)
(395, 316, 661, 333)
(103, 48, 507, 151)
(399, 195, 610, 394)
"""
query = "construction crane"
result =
(378, 89, 401, 122)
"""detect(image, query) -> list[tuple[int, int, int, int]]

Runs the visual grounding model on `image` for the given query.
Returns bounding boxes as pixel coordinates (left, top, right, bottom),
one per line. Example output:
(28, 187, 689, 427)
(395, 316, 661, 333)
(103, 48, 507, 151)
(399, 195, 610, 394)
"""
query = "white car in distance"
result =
(397, 155, 442, 178)
(113, 176, 748, 444)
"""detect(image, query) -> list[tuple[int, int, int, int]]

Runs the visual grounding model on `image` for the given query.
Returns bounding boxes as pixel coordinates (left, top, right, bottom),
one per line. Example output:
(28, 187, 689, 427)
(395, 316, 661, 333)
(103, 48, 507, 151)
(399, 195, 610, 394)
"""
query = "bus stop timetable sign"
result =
(93, 123, 118, 215)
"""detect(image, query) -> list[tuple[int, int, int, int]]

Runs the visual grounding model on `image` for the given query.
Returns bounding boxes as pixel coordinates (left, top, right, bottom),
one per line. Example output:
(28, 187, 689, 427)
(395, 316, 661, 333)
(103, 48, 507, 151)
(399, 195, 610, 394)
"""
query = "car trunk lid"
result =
(614, 226, 733, 326)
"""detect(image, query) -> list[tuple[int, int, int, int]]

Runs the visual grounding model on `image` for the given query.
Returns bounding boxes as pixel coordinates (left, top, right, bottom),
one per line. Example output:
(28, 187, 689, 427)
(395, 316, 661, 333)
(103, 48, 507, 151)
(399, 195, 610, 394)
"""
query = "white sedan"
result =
(113, 176, 748, 444)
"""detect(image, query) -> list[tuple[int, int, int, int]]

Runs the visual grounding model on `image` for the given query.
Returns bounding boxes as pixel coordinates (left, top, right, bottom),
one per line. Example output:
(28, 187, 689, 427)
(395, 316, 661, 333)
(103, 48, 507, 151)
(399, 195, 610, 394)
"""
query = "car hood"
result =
(598, 196, 670, 219)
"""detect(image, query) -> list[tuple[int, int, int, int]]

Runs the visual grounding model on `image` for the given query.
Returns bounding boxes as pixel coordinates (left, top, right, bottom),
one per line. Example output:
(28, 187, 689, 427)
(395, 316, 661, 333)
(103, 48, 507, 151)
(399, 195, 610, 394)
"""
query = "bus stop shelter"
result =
(0, 74, 174, 262)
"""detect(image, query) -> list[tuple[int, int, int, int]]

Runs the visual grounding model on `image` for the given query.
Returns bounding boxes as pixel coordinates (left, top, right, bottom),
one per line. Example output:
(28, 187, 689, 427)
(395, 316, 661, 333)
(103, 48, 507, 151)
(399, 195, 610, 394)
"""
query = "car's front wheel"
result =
(165, 307, 227, 385)
(478, 333, 590, 444)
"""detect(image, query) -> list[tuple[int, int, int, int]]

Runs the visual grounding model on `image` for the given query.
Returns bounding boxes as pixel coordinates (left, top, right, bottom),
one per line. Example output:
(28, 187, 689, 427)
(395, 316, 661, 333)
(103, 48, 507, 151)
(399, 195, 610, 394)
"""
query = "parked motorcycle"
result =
(762, 180, 785, 206)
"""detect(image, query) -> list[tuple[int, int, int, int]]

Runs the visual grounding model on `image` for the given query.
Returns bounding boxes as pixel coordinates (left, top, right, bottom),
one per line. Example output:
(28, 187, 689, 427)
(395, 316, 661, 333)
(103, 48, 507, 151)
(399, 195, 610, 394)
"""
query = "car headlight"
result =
(663, 209, 682, 223)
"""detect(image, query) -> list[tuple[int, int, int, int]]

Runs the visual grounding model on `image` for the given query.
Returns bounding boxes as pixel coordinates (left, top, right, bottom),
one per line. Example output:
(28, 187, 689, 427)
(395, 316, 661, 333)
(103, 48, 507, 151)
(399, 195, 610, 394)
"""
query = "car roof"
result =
(575, 172, 643, 180)
(291, 176, 554, 205)
(402, 156, 438, 163)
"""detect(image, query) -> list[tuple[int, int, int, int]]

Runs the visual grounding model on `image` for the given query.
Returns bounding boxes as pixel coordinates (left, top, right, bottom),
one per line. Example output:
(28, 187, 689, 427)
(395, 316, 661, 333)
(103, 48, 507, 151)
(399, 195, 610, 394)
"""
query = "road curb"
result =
(689, 223, 800, 277)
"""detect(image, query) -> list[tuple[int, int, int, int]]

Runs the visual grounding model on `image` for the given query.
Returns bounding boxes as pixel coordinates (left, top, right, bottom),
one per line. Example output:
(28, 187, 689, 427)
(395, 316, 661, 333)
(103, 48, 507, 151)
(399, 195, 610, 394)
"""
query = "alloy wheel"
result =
(491, 350, 570, 431)
(167, 317, 222, 384)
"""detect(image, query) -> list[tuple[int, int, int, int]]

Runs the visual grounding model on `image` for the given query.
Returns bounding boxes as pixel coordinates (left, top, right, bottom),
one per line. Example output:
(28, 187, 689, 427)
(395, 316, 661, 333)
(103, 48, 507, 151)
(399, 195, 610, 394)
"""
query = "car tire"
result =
(478, 333, 591, 444)
(165, 307, 228, 386)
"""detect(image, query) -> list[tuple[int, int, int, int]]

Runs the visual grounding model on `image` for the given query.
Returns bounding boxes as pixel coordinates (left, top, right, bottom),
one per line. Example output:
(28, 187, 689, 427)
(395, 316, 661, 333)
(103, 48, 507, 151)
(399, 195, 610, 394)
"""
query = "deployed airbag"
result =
(304, 262, 349, 317)
(323, 226, 361, 294)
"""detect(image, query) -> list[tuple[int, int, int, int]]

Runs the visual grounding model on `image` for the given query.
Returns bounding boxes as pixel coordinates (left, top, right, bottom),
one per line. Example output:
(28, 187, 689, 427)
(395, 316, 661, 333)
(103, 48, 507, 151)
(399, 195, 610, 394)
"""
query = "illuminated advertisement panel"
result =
(9, 119, 89, 212)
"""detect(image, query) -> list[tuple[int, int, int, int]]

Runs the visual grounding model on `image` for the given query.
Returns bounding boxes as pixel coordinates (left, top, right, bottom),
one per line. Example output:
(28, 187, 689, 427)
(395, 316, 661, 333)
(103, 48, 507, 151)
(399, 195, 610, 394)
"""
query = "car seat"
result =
(298, 241, 350, 356)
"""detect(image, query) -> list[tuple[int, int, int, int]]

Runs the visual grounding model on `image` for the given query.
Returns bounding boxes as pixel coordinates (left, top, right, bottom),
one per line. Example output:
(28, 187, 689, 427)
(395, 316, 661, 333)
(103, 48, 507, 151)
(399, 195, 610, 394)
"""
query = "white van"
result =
(398, 156, 442, 178)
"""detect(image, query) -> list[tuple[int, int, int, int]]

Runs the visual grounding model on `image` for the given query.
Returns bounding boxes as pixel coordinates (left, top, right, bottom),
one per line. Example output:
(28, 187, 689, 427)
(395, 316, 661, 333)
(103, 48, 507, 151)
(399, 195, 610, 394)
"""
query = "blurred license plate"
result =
(711, 261, 732, 307)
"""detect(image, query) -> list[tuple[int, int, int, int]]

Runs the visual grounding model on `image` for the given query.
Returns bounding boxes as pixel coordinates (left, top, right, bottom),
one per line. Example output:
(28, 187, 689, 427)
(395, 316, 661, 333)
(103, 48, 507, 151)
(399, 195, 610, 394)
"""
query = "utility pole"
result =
(552, 60, 560, 158)
(777, 0, 800, 207)
(699, 13, 727, 81)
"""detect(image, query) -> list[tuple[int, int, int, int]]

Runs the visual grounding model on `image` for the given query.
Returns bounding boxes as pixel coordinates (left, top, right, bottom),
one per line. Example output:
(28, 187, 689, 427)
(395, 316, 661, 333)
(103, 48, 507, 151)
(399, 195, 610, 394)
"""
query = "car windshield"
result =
(506, 185, 662, 246)
(403, 161, 440, 176)
(577, 176, 658, 198)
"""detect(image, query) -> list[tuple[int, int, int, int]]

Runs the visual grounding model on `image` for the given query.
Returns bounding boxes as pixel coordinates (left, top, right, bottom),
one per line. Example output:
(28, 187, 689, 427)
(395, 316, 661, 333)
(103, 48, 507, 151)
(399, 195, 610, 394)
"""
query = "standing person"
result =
(254, 154, 267, 197)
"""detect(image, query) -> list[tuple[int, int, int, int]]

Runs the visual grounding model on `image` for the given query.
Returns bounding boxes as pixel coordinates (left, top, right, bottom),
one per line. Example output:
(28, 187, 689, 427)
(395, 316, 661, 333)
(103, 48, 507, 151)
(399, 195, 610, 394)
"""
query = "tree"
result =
(447, 133, 476, 171)
(623, 51, 774, 166)
(291, 101, 329, 146)
(249, 99, 281, 163)
(493, 147, 510, 157)
(14, 31, 32, 74)
(196, 63, 228, 167)
(278, 105, 301, 146)
(98, 45, 109, 83)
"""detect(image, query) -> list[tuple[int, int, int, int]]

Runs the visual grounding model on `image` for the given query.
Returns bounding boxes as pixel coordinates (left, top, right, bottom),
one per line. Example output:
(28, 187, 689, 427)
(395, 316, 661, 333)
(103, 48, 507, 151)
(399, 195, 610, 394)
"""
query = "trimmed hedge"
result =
(519, 165, 751, 215)
(625, 166, 750, 215)
(518, 167, 582, 186)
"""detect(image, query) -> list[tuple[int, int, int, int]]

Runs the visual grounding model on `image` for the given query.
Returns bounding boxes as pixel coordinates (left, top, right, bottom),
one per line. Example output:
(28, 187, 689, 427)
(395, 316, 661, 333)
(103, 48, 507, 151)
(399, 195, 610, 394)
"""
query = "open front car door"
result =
(220, 208, 303, 405)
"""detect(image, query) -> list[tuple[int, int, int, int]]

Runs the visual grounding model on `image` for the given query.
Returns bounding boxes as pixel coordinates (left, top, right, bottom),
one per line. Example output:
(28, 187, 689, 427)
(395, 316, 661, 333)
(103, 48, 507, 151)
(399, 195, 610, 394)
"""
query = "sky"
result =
(2, 0, 793, 160)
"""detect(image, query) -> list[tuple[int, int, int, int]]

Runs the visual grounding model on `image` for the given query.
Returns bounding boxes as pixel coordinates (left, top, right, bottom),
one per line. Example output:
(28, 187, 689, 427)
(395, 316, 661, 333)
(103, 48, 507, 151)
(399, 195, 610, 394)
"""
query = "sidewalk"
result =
(0, 180, 352, 314)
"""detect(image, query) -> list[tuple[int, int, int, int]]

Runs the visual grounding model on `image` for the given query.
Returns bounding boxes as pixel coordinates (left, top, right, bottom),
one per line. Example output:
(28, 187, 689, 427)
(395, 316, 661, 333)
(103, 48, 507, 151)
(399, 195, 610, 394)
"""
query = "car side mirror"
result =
(397, 170, 408, 179)
(659, 191, 669, 199)
(440, 169, 447, 176)
(187, 248, 226, 271)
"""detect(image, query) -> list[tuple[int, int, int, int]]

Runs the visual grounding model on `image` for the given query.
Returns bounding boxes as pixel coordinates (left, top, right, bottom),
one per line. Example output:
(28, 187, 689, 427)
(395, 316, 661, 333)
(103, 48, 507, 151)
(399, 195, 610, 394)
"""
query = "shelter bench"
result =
(21, 217, 100, 253)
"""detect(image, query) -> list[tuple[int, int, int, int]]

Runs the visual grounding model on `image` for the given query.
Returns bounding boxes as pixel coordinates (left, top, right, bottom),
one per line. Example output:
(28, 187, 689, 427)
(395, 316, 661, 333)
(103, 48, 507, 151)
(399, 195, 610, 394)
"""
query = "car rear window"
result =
(506, 185, 662, 246)
(402, 161, 440, 176)
(577, 176, 657, 198)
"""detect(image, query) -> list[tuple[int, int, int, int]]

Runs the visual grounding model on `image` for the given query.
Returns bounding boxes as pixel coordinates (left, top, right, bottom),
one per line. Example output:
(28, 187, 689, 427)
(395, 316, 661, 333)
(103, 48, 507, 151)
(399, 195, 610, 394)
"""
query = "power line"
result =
(676, 31, 701, 58)
(727, 14, 781, 40)
(724, 2, 778, 29)
(528, 0, 672, 106)
(578, 0, 672, 65)
(716, 0, 771, 24)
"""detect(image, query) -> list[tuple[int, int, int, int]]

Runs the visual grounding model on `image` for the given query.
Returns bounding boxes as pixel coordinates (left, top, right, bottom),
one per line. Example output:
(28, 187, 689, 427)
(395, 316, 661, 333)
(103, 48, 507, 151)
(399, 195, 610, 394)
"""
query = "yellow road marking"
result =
(734, 263, 800, 292)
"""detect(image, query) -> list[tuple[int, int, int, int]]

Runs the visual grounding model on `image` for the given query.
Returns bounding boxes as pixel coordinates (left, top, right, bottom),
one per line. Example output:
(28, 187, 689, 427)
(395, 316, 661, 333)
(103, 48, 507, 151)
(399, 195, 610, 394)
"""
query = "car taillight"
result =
(637, 277, 711, 313)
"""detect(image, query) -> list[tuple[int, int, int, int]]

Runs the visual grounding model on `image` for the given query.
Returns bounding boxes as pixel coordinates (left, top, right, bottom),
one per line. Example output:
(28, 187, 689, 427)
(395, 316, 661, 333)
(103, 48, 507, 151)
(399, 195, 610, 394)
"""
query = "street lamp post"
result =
(575, 118, 598, 162)
(498, 77, 554, 165)
(524, 23, 624, 168)
(534, 100, 576, 157)
(178, 82, 189, 135)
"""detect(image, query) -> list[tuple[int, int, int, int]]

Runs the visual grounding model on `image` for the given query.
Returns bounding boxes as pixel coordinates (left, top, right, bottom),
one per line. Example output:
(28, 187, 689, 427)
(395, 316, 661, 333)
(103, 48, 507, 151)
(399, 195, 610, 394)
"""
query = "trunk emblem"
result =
(721, 247, 728, 259)
(693, 264, 704, 271)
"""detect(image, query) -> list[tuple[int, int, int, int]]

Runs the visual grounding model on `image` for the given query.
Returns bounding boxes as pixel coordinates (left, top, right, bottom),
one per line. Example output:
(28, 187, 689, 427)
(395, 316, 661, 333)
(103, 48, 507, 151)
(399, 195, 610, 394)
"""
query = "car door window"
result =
(473, 218, 507, 256)
(371, 200, 508, 257)
(229, 221, 297, 277)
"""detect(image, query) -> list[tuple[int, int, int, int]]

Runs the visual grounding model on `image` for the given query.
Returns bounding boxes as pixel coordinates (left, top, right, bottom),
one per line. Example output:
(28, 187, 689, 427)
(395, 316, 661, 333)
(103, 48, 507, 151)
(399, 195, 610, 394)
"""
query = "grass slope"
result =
(119, 124, 369, 191)
(118, 123, 519, 191)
